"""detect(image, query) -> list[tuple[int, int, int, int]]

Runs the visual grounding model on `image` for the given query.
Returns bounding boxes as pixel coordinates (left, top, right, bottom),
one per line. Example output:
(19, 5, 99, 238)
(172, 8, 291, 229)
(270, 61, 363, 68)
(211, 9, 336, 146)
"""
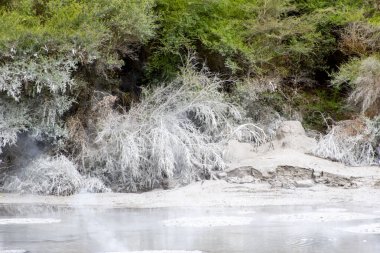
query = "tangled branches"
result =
(312, 118, 380, 166)
(82, 64, 266, 192)
(1, 155, 109, 196)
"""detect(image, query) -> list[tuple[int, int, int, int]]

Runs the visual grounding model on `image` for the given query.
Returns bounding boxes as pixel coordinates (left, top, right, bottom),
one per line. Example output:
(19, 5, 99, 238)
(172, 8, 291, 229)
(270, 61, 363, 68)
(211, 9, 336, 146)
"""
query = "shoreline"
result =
(0, 180, 379, 208)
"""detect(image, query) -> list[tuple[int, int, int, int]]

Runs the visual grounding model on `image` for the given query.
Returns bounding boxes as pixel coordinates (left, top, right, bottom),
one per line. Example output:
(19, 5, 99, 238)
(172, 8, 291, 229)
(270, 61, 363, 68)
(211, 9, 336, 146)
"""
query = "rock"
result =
(295, 179, 315, 188)
(332, 118, 367, 137)
(216, 172, 227, 179)
(268, 180, 283, 188)
(268, 166, 313, 189)
(276, 121, 306, 139)
(374, 181, 380, 189)
(280, 136, 316, 152)
(227, 166, 262, 178)
(224, 166, 263, 184)
(268, 179, 295, 189)
(314, 172, 358, 188)
(227, 175, 255, 184)
(266, 165, 358, 189)
(275, 166, 314, 180)
(274, 121, 317, 153)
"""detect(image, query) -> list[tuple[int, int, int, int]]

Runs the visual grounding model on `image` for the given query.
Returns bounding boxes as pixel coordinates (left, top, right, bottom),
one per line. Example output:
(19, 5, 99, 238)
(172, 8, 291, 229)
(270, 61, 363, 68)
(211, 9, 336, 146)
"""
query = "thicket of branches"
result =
(80, 62, 266, 192)
(312, 118, 380, 166)
(1, 155, 109, 195)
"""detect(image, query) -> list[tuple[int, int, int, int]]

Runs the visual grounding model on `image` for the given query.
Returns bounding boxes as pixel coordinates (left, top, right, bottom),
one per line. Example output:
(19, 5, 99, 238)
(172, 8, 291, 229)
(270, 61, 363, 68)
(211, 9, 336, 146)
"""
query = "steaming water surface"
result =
(0, 204, 379, 253)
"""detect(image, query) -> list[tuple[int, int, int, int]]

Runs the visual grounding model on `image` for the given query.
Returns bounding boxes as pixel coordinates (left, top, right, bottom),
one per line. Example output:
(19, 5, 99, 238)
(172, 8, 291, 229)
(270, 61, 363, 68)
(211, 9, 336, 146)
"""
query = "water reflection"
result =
(0, 205, 379, 253)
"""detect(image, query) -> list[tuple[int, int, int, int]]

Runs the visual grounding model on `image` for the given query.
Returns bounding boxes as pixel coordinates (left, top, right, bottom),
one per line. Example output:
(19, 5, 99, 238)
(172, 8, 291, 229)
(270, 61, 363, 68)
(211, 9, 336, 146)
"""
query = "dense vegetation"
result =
(0, 0, 379, 194)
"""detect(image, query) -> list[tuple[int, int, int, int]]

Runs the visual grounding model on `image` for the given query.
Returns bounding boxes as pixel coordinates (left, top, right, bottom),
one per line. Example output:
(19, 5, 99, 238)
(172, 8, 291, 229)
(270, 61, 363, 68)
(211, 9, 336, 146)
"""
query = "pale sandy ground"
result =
(106, 251, 203, 253)
(0, 178, 379, 208)
(0, 251, 204, 253)
(0, 121, 379, 209)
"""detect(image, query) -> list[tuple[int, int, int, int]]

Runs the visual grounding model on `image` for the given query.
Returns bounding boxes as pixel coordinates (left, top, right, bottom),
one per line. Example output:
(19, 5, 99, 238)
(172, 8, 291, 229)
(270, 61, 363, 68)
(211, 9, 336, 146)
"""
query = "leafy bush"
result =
(0, 0, 156, 156)
(82, 62, 266, 192)
(147, 0, 254, 78)
(149, 0, 376, 79)
(0, 0, 156, 61)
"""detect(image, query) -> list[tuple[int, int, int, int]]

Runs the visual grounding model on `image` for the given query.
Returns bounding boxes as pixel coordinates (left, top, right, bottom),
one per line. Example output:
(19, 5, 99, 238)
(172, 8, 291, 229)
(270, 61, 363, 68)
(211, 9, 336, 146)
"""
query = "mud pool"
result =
(0, 204, 379, 253)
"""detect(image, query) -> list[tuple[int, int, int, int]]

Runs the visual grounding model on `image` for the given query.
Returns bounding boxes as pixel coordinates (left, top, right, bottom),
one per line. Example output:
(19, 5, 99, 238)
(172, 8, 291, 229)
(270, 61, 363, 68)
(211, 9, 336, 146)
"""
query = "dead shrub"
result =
(81, 62, 266, 192)
(340, 22, 380, 56)
(312, 117, 380, 166)
(349, 56, 380, 114)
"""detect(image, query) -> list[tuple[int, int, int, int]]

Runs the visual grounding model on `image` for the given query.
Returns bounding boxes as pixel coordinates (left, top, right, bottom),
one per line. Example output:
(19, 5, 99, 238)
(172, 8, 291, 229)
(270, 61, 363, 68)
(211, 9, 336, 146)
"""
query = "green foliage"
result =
(149, 0, 377, 79)
(0, 0, 156, 64)
(0, 0, 156, 152)
(147, 0, 254, 78)
(231, 77, 350, 132)
(331, 57, 362, 88)
(297, 89, 350, 131)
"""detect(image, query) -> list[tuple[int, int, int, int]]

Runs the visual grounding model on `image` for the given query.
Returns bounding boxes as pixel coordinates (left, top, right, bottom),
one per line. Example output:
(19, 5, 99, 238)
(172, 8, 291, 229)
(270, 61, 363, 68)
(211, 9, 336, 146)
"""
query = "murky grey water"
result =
(0, 204, 379, 253)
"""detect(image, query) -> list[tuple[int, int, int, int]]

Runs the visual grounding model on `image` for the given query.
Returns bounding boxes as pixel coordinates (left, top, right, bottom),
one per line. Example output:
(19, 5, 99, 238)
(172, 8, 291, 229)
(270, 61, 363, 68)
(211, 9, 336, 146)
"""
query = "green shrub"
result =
(147, 0, 255, 78)
(149, 0, 374, 81)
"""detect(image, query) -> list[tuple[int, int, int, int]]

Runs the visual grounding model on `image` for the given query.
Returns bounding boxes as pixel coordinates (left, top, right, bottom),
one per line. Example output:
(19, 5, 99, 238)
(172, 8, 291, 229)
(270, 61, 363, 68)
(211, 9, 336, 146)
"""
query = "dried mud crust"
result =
(223, 165, 361, 189)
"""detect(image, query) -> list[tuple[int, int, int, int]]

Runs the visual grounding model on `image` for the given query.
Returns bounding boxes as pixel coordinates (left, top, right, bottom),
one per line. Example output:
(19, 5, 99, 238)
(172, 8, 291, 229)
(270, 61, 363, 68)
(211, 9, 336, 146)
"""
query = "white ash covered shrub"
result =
(332, 55, 380, 116)
(0, 56, 78, 159)
(348, 56, 380, 115)
(81, 177, 111, 194)
(28, 94, 75, 141)
(82, 63, 266, 192)
(312, 117, 380, 166)
(0, 56, 77, 101)
(0, 99, 30, 155)
(1, 155, 109, 196)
